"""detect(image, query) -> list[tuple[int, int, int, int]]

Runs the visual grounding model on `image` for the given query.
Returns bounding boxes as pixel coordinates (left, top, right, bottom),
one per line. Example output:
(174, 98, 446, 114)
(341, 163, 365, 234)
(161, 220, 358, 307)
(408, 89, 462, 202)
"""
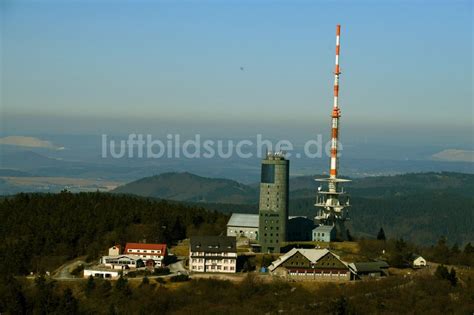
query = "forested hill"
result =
(0, 192, 228, 275)
(113, 172, 257, 204)
(114, 171, 474, 202)
(291, 172, 474, 199)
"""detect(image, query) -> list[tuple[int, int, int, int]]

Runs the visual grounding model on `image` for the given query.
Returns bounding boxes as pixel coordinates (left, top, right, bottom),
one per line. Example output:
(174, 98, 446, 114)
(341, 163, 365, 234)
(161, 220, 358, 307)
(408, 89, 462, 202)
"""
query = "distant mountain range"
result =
(113, 171, 474, 246)
(113, 171, 474, 202)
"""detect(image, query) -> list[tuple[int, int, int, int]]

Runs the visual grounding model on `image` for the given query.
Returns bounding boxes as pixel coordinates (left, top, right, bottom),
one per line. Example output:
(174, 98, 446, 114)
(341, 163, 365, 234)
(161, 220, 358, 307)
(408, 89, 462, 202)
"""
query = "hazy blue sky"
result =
(1, 0, 472, 146)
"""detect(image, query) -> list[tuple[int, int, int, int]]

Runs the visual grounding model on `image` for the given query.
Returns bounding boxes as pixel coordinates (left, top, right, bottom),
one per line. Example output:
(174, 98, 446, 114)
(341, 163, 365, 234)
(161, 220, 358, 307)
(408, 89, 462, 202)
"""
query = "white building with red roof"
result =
(124, 243, 167, 267)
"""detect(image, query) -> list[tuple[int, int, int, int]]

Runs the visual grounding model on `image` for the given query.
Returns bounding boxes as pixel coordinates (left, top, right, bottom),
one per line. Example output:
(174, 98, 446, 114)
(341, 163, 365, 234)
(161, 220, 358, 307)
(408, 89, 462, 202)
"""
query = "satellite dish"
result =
(318, 186, 322, 191)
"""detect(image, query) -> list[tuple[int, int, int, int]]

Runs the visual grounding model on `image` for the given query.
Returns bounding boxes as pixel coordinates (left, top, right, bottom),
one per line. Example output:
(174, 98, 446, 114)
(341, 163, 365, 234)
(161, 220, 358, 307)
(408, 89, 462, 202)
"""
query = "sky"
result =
(1, 0, 473, 147)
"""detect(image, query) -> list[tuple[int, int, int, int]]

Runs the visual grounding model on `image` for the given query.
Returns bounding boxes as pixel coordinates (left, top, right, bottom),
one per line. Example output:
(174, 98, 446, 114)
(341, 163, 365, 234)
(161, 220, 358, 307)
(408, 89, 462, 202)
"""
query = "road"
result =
(52, 257, 88, 280)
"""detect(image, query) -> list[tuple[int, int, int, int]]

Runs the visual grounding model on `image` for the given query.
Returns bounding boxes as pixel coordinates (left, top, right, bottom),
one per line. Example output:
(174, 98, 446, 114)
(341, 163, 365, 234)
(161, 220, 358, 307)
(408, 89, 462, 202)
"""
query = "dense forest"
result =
(1, 271, 472, 314)
(289, 192, 474, 246)
(0, 192, 228, 275)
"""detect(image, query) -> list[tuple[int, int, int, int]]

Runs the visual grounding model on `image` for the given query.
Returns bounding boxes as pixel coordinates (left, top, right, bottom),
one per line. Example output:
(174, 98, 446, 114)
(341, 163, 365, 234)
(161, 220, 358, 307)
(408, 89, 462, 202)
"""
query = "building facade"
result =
(412, 255, 427, 268)
(189, 236, 237, 273)
(100, 255, 144, 269)
(84, 268, 121, 280)
(227, 213, 259, 240)
(124, 243, 167, 267)
(108, 245, 121, 256)
(348, 261, 389, 279)
(268, 248, 351, 281)
(258, 152, 289, 253)
(312, 225, 336, 242)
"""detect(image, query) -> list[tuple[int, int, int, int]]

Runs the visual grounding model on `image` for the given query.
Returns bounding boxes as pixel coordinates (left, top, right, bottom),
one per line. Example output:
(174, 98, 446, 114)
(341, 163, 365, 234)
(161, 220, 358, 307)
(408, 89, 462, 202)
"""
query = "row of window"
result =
(262, 239, 278, 243)
(127, 249, 162, 254)
(191, 252, 234, 257)
(263, 233, 279, 237)
(263, 219, 279, 224)
(191, 259, 236, 265)
(289, 271, 346, 276)
(264, 226, 279, 231)
(228, 230, 256, 235)
(191, 265, 235, 271)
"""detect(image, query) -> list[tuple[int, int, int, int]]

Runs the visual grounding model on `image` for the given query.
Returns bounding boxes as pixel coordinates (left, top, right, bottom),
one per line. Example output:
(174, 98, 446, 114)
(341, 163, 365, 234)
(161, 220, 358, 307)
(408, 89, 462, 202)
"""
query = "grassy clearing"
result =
(170, 239, 189, 257)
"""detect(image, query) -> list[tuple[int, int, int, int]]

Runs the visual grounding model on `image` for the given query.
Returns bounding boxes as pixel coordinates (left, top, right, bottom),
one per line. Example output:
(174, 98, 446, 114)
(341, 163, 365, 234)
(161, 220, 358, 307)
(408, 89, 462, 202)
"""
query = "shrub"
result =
(170, 274, 189, 282)
(153, 267, 170, 276)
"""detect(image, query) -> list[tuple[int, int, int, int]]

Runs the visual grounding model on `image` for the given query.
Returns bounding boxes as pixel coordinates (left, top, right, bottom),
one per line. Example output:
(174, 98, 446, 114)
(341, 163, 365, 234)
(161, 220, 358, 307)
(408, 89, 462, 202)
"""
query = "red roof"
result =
(124, 243, 167, 253)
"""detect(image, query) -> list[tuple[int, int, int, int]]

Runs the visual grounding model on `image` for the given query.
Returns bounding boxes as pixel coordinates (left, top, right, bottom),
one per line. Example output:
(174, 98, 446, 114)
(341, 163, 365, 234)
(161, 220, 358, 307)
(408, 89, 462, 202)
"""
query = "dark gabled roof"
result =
(352, 261, 389, 273)
(190, 236, 237, 253)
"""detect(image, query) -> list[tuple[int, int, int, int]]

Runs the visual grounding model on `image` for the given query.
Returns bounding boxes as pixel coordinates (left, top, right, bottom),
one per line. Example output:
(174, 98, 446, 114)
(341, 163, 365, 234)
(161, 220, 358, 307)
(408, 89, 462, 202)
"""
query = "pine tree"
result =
(141, 275, 150, 286)
(448, 268, 457, 286)
(85, 275, 95, 297)
(377, 228, 386, 241)
(57, 288, 78, 315)
(114, 275, 131, 296)
(435, 265, 449, 280)
(464, 242, 474, 254)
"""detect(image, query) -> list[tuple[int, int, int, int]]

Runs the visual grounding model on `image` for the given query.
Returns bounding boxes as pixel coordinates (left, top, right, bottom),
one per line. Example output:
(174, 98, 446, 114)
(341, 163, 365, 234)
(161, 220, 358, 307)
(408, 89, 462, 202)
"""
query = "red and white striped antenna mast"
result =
(330, 24, 341, 179)
(315, 24, 351, 229)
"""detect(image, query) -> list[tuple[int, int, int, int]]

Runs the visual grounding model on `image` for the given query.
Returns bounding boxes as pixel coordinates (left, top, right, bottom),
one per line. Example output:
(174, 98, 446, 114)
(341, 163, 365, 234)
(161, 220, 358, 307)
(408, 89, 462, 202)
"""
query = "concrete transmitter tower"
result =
(315, 25, 351, 231)
(258, 152, 289, 253)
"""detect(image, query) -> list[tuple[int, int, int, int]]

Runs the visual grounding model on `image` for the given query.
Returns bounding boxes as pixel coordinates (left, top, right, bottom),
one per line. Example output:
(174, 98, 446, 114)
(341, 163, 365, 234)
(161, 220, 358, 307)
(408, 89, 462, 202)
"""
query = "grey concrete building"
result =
(312, 225, 336, 242)
(258, 152, 289, 253)
(226, 213, 314, 242)
(226, 213, 259, 240)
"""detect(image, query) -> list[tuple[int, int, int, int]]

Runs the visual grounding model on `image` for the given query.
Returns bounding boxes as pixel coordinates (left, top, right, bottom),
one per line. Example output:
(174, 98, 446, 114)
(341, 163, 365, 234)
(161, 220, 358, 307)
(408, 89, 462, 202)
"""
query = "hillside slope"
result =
(113, 172, 258, 204)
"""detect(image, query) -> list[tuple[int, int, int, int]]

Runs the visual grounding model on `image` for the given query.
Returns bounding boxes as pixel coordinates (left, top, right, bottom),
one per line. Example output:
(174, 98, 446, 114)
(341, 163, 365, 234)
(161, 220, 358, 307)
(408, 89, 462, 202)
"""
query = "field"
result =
(1, 176, 123, 192)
